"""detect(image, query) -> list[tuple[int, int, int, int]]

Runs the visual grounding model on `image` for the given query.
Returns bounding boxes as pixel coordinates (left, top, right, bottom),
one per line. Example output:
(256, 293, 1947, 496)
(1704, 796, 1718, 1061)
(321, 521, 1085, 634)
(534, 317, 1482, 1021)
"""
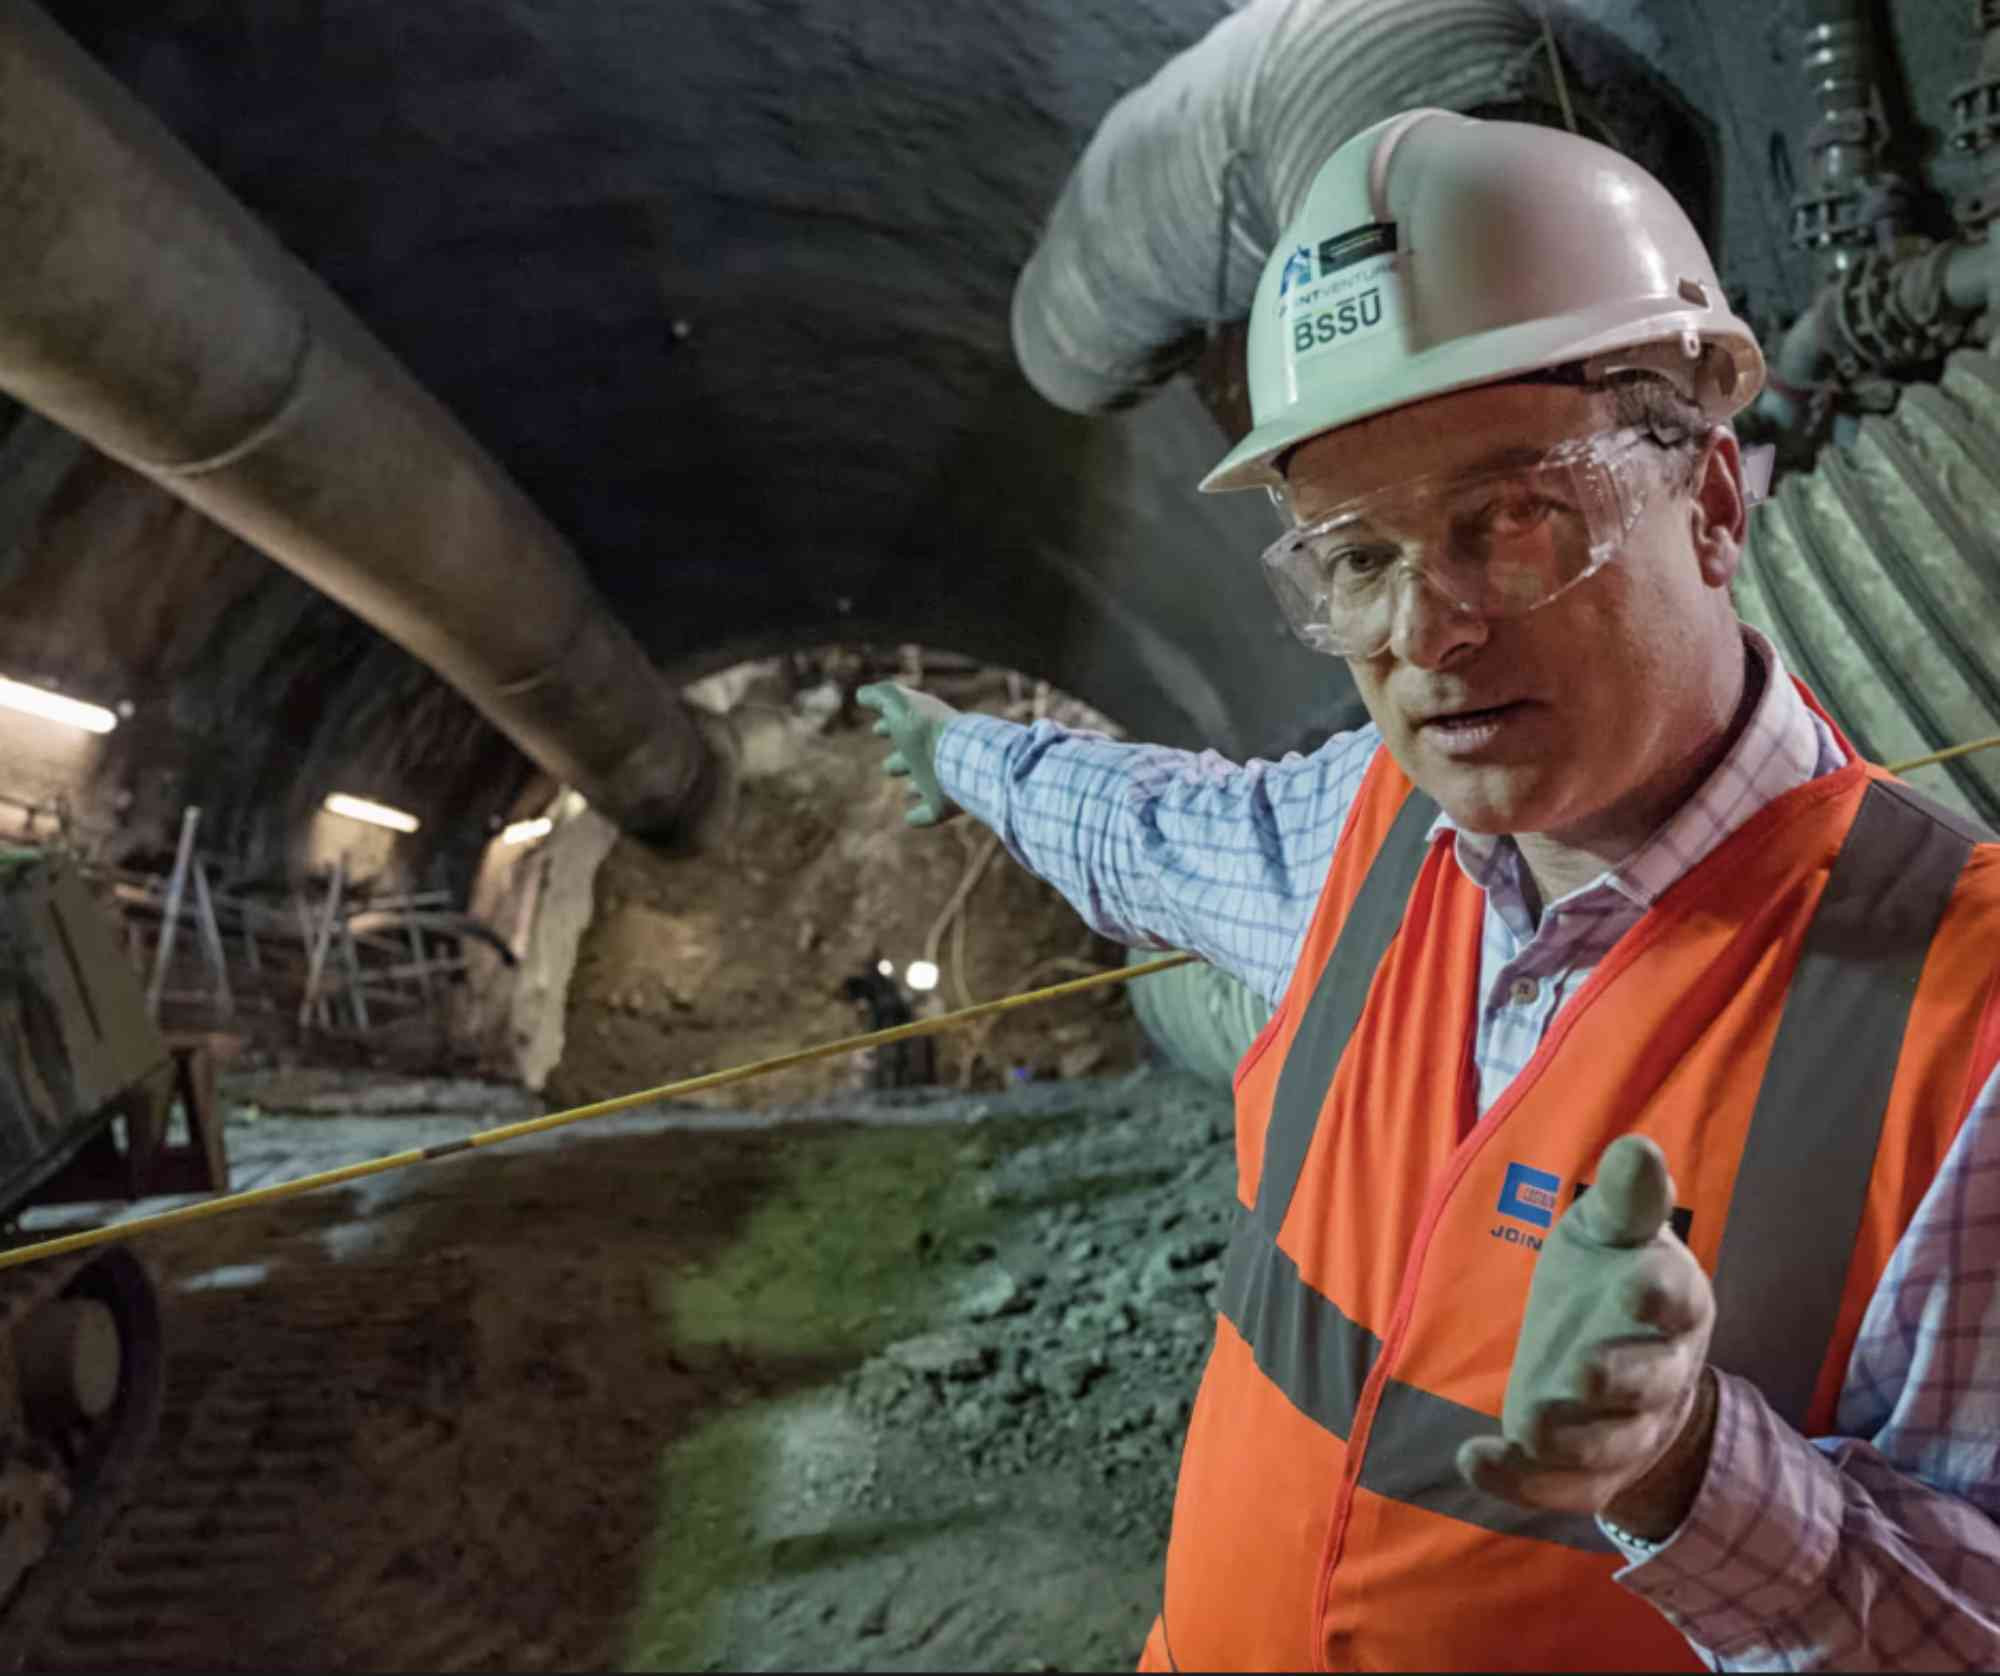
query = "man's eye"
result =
(1316, 544, 1396, 584)
(1473, 492, 1561, 536)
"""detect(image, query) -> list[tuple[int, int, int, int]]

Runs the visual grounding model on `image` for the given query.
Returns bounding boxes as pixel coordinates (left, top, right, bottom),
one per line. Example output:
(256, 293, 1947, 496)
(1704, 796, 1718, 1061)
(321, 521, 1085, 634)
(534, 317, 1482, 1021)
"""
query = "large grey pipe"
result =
(0, 0, 710, 838)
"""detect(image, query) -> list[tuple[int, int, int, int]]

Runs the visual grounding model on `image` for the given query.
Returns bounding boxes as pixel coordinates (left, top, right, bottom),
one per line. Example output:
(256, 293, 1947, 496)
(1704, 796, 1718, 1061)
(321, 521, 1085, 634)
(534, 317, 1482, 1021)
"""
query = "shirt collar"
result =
(1424, 626, 1838, 913)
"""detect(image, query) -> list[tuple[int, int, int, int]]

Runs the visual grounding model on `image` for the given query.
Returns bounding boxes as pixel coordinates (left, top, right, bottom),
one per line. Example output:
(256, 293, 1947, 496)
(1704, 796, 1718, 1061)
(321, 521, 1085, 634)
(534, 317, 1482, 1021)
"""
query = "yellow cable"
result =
(1887, 734, 2000, 776)
(9, 732, 1998, 1275)
(0, 951, 1198, 1272)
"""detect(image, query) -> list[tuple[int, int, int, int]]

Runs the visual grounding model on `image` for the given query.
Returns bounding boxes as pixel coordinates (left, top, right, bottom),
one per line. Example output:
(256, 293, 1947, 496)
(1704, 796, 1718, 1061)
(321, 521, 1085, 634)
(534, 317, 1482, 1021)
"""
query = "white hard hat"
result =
(1200, 109, 1766, 494)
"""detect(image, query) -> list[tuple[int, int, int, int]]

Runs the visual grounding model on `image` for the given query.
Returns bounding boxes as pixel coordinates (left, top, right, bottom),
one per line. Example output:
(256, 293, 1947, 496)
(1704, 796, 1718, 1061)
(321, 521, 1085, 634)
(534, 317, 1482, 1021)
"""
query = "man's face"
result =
(1283, 381, 1743, 848)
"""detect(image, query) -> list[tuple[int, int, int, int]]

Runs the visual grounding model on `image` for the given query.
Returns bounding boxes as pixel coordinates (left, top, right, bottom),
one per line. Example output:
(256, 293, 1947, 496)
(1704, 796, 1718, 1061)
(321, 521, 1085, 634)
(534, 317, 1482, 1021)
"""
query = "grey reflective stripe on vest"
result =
(1251, 787, 1443, 1237)
(1215, 783, 1609, 1549)
(1708, 778, 1981, 1430)
(1213, 774, 1980, 1550)
(1215, 786, 1437, 1440)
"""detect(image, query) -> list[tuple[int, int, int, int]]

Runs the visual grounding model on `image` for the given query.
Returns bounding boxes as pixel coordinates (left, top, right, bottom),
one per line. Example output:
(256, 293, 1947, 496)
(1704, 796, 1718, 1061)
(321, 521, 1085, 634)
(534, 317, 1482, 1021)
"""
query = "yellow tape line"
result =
(8, 732, 1997, 1274)
(0, 951, 1199, 1271)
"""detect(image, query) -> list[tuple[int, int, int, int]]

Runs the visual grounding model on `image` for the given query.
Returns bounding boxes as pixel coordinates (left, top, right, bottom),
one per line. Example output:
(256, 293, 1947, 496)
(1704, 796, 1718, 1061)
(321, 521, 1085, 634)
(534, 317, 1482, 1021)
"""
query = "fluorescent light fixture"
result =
(876, 958, 895, 978)
(0, 675, 117, 735)
(323, 793, 420, 833)
(906, 960, 940, 993)
(500, 816, 553, 847)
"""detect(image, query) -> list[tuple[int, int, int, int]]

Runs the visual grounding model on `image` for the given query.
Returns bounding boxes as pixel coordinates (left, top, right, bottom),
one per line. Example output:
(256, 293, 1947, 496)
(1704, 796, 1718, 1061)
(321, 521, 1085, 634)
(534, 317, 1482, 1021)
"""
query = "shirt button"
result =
(1510, 977, 1540, 1006)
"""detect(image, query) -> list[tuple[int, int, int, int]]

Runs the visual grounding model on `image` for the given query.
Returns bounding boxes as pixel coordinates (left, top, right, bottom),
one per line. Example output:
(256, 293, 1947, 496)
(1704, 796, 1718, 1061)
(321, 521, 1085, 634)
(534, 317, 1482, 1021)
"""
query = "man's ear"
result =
(1687, 428, 1747, 590)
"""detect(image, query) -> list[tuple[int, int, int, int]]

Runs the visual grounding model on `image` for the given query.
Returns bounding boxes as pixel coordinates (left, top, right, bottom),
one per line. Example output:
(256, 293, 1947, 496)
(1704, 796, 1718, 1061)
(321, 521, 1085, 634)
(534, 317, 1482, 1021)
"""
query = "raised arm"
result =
(857, 681, 1378, 1007)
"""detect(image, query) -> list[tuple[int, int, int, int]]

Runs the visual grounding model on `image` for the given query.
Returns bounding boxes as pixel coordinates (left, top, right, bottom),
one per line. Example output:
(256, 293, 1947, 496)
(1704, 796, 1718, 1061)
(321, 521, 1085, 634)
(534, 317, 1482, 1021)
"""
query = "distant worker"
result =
(860, 111, 1999, 1671)
(842, 956, 933, 1089)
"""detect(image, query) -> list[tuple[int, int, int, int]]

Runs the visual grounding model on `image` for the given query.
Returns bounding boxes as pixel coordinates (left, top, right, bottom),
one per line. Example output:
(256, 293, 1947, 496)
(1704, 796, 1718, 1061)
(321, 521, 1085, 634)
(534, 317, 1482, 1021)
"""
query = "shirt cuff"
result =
(1604, 1370, 1844, 1651)
(933, 711, 1026, 832)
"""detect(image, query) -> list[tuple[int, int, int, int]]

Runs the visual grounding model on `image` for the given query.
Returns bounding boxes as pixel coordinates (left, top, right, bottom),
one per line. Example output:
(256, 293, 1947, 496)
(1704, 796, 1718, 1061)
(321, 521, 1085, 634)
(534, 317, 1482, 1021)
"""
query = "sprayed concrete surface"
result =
(14, 1068, 1233, 1671)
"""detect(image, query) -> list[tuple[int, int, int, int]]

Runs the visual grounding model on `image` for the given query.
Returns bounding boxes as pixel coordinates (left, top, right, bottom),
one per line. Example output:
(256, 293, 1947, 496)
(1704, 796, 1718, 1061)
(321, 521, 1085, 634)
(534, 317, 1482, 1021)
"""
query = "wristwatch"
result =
(1599, 1515, 1665, 1555)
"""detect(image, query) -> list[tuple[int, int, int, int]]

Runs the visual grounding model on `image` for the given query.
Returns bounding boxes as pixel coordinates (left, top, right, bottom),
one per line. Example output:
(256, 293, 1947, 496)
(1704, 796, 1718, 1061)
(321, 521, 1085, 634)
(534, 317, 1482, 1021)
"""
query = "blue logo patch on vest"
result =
(1496, 1162, 1562, 1229)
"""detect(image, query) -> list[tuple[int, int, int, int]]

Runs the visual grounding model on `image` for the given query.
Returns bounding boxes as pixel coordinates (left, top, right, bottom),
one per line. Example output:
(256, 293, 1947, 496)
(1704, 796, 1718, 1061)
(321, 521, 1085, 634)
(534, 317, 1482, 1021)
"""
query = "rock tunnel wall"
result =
(0, 0, 1989, 898)
(1, 0, 1370, 899)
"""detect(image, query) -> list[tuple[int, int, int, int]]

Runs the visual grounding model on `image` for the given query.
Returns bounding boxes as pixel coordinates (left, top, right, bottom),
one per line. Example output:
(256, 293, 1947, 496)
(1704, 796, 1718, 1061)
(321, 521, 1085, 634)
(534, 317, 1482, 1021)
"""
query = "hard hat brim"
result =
(1199, 308, 1764, 496)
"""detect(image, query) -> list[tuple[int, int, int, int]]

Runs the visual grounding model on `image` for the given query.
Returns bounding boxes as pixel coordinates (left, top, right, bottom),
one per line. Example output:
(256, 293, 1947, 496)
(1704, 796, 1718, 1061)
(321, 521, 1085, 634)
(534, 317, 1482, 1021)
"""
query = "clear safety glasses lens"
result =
(1260, 430, 1658, 658)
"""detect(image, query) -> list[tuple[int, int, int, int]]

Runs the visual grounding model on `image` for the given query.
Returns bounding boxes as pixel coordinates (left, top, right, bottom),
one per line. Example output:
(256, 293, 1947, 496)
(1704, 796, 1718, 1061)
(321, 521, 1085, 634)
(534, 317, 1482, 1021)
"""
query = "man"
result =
(860, 111, 2000, 1670)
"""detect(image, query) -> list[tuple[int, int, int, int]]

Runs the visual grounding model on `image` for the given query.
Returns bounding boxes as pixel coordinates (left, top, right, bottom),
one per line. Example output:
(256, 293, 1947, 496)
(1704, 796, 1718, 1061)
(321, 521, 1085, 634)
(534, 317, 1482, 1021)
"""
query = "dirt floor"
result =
(13, 1066, 1236, 1672)
(547, 685, 1148, 1111)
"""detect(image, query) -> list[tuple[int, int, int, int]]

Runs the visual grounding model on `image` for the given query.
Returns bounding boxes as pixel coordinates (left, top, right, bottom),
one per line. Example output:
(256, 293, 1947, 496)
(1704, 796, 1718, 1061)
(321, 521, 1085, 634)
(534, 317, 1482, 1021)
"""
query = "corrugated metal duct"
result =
(1735, 348, 2000, 830)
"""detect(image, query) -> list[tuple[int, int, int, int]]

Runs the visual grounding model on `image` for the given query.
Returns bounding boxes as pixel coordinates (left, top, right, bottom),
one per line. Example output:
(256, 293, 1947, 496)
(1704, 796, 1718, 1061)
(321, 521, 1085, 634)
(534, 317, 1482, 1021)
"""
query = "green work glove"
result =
(855, 682, 962, 828)
(1456, 1136, 1716, 1520)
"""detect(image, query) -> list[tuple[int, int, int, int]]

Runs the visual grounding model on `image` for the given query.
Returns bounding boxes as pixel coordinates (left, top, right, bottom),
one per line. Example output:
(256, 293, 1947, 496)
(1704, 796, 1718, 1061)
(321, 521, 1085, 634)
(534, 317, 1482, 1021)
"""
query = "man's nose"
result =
(1384, 562, 1489, 668)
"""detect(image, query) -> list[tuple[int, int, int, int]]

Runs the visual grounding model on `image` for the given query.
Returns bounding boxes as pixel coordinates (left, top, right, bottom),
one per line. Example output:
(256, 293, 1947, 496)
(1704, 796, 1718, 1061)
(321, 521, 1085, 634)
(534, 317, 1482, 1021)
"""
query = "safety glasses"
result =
(1260, 428, 1672, 659)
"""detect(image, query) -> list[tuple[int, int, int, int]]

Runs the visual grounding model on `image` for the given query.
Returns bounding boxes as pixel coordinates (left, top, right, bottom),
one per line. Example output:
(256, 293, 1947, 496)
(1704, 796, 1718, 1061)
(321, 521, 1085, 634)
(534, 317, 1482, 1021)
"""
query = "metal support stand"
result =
(144, 807, 200, 1020)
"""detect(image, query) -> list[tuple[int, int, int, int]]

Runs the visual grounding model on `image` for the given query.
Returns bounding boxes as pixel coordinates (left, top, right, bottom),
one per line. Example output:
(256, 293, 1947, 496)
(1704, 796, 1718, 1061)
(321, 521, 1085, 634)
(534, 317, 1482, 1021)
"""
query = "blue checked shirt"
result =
(936, 625, 2000, 1671)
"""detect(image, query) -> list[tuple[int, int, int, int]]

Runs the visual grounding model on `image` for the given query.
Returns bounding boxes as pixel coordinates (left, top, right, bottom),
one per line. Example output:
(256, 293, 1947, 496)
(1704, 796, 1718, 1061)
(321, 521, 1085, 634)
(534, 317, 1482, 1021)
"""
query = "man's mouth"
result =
(1420, 701, 1524, 730)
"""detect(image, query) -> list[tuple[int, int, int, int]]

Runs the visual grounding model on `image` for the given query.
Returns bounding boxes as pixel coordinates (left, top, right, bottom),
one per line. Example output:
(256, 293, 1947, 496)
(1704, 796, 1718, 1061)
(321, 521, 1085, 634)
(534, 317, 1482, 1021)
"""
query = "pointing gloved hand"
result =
(1456, 1136, 1718, 1536)
(854, 682, 963, 828)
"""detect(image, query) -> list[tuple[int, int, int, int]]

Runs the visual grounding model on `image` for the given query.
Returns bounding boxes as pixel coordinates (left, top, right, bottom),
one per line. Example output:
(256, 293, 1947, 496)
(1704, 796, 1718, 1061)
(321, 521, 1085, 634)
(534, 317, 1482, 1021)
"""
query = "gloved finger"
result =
(1457, 1434, 1616, 1515)
(1456, 1434, 1516, 1494)
(1518, 1408, 1660, 1476)
(1578, 1339, 1692, 1412)
(904, 804, 939, 829)
(855, 682, 890, 710)
(1618, 1255, 1708, 1336)
(873, 719, 892, 738)
(884, 752, 911, 777)
(1577, 1135, 1674, 1248)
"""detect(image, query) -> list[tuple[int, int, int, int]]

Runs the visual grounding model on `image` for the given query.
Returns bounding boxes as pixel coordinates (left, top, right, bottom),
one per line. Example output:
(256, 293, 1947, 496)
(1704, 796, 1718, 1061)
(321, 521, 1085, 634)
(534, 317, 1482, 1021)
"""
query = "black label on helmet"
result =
(1317, 222, 1398, 279)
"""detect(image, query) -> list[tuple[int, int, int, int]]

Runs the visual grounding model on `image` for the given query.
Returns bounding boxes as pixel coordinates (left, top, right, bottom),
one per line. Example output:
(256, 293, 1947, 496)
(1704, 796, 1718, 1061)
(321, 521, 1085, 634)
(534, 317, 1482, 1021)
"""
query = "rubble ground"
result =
(18, 1066, 1236, 1673)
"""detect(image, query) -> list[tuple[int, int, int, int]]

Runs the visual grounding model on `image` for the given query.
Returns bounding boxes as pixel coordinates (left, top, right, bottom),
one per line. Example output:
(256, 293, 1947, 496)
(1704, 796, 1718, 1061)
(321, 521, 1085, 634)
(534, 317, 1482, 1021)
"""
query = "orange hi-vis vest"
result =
(1138, 716, 2000, 1672)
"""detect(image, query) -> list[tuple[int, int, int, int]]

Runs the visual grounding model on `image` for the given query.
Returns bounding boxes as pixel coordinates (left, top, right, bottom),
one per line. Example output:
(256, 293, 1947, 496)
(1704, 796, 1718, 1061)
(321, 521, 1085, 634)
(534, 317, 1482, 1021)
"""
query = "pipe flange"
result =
(1951, 78, 2000, 152)
(1833, 245, 1977, 375)
(1804, 110, 1875, 157)
(1957, 190, 2000, 232)
(1791, 187, 1869, 250)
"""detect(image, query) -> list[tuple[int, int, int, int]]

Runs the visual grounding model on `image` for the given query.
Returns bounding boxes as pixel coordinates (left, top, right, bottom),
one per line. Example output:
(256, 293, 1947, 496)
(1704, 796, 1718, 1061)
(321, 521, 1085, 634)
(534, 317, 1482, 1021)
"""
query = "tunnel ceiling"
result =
(3, 0, 1984, 881)
(28, 0, 1349, 763)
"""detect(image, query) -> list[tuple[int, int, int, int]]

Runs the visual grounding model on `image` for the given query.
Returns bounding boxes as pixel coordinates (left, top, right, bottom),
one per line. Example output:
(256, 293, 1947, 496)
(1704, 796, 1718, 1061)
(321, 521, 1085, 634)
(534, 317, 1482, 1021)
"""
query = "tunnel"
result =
(0, 0, 1996, 1668)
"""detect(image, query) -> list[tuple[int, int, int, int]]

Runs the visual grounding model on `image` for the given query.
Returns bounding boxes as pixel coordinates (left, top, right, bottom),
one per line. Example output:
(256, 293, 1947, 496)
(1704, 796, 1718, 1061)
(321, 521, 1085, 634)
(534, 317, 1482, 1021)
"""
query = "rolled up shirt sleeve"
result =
(933, 712, 1380, 1007)
(1603, 1056, 2000, 1670)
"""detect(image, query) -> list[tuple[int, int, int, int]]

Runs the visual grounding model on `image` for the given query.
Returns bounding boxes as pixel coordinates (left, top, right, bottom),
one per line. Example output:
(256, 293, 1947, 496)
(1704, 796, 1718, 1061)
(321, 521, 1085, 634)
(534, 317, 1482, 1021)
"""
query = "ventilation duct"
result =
(1735, 347, 2000, 829)
(1124, 946, 1276, 1088)
(1011, 0, 1556, 416)
(0, 0, 713, 840)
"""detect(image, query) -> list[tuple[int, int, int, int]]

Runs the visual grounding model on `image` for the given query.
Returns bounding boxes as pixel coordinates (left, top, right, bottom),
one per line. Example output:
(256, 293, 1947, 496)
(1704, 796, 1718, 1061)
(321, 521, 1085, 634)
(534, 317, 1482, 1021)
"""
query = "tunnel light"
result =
(876, 958, 895, 978)
(906, 960, 940, 993)
(0, 675, 117, 734)
(323, 793, 420, 834)
(500, 816, 554, 847)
